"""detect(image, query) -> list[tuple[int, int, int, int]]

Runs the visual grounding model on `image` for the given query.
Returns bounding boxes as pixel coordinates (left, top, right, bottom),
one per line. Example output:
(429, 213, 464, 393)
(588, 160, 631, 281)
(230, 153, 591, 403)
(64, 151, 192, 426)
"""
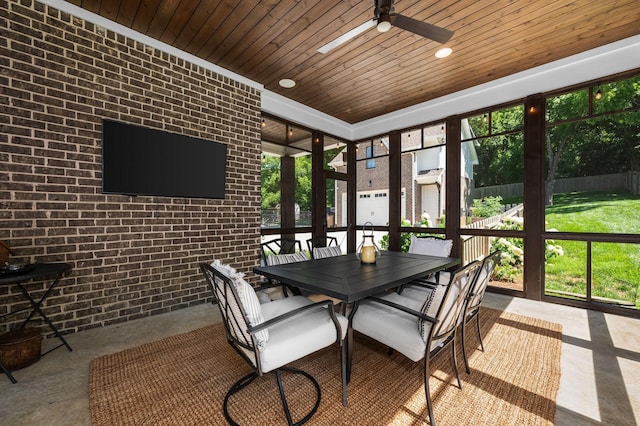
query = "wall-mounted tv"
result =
(102, 119, 227, 199)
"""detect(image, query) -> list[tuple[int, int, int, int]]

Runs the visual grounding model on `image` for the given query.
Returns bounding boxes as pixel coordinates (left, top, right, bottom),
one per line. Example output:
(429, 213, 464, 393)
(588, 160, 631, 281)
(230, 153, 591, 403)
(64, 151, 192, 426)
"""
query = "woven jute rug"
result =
(89, 308, 562, 425)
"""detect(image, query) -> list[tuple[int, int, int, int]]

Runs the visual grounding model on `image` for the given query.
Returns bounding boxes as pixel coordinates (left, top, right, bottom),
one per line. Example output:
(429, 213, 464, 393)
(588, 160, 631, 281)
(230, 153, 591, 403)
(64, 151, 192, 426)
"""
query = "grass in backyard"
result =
(544, 191, 640, 308)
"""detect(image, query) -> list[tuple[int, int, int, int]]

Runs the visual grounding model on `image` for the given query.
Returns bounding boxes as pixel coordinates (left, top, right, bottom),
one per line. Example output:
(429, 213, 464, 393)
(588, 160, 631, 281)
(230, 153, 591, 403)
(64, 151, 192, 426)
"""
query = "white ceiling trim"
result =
(261, 90, 353, 140)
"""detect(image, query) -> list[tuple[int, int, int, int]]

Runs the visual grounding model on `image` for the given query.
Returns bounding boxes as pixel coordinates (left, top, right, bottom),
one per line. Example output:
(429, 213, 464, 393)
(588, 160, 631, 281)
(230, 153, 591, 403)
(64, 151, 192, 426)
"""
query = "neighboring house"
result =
(329, 120, 478, 227)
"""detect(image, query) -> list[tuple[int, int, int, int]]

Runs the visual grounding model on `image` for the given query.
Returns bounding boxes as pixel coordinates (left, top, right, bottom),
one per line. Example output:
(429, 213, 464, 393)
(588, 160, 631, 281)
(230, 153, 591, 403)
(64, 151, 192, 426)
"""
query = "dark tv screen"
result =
(102, 120, 227, 199)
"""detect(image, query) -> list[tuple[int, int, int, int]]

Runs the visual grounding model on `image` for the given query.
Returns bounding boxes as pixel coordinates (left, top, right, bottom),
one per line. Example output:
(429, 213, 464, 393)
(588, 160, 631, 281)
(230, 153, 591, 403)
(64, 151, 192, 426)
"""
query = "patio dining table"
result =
(253, 251, 460, 381)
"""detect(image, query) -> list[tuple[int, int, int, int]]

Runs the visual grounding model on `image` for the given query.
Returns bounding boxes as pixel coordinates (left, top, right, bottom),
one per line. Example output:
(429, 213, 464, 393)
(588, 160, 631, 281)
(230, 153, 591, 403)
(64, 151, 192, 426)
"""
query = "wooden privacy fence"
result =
(461, 204, 524, 265)
(471, 171, 640, 199)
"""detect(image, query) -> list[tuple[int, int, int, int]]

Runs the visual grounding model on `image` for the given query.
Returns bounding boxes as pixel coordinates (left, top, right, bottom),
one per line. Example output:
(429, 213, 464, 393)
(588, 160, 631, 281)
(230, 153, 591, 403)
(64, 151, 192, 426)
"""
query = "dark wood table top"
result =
(254, 251, 460, 303)
(0, 263, 72, 285)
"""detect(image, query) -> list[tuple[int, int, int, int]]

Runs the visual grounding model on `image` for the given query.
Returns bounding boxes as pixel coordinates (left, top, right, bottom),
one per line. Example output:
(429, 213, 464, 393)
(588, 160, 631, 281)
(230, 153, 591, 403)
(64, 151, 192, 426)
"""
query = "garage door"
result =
(356, 190, 388, 226)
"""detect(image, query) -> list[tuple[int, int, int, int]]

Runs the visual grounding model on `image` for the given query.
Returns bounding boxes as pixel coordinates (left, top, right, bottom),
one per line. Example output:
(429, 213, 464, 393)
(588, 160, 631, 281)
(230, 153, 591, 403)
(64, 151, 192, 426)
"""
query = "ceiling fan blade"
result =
(390, 14, 454, 44)
(317, 19, 377, 54)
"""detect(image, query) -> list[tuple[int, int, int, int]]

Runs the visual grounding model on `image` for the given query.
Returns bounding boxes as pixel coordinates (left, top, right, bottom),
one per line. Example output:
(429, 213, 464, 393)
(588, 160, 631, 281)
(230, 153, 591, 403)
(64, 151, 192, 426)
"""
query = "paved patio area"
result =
(1, 293, 638, 425)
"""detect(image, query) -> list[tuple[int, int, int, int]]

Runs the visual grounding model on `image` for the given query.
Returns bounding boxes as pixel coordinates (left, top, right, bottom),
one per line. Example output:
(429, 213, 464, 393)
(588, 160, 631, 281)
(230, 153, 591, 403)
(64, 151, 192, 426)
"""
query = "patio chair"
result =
(260, 238, 306, 298)
(306, 236, 341, 259)
(268, 251, 344, 306)
(260, 238, 303, 266)
(200, 261, 348, 425)
(261, 251, 309, 299)
(397, 236, 454, 295)
(461, 250, 501, 374)
(351, 260, 482, 426)
(408, 235, 454, 257)
(409, 236, 453, 282)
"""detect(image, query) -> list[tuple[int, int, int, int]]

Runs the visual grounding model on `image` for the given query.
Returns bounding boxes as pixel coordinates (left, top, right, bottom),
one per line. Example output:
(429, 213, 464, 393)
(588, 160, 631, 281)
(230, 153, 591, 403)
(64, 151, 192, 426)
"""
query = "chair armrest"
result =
(409, 277, 439, 288)
(248, 300, 344, 343)
(396, 276, 439, 295)
(367, 296, 437, 325)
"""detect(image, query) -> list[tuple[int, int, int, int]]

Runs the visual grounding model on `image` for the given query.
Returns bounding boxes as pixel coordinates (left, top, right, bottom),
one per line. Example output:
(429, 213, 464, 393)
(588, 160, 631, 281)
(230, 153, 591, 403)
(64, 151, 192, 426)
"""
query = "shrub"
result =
(491, 237, 523, 282)
(490, 217, 564, 282)
(471, 196, 504, 217)
(379, 215, 442, 251)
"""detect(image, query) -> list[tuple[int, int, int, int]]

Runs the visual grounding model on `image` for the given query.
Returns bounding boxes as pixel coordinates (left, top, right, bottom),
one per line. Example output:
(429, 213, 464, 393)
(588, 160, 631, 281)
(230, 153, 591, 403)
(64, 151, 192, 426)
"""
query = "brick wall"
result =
(0, 0, 262, 335)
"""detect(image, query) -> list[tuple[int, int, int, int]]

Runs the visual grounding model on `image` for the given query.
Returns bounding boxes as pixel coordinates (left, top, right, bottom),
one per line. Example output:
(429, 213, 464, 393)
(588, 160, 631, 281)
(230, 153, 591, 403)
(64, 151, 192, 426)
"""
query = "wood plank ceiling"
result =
(67, 0, 640, 124)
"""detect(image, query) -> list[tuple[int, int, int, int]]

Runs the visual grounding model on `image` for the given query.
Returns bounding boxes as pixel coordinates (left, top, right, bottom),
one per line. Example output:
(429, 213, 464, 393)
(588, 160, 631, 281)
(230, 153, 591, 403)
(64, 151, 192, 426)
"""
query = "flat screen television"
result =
(102, 119, 227, 199)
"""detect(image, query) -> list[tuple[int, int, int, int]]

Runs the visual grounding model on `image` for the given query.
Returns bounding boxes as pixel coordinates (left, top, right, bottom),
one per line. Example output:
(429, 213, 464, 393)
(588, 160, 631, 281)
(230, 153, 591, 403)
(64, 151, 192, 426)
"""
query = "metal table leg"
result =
(16, 276, 73, 353)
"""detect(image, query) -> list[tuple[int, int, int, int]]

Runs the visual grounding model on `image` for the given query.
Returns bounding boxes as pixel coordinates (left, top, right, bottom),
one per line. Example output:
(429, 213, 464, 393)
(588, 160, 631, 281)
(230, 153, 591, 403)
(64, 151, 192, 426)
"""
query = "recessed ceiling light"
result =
(435, 47, 452, 58)
(279, 78, 296, 88)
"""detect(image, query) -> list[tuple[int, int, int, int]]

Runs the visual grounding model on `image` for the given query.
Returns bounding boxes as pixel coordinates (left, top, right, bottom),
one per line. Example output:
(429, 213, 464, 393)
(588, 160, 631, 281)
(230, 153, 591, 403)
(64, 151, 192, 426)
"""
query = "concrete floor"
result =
(1, 293, 639, 425)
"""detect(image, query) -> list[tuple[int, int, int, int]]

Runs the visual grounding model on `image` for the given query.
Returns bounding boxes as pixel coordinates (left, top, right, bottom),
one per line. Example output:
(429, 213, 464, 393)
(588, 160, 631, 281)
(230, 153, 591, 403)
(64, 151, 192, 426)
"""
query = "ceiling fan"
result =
(318, 0, 454, 54)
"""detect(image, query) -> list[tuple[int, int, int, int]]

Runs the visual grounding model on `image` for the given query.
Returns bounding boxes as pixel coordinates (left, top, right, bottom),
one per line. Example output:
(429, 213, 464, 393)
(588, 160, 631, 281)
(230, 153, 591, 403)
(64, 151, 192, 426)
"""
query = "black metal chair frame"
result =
(259, 238, 304, 297)
(351, 260, 482, 426)
(200, 263, 347, 425)
(305, 236, 338, 258)
(260, 238, 303, 265)
(393, 236, 453, 296)
(460, 250, 501, 374)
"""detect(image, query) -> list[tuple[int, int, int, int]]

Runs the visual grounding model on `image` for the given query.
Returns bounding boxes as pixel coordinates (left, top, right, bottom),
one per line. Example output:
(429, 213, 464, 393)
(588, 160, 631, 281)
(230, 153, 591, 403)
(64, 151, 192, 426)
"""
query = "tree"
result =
(468, 106, 525, 188)
(294, 156, 312, 211)
(469, 75, 640, 206)
(545, 121, 579, 205)
(545, 89, 589, 205)
(261, 155, 314, 212)
(261, 156, 281, 210)
(545, 76, 640, 204)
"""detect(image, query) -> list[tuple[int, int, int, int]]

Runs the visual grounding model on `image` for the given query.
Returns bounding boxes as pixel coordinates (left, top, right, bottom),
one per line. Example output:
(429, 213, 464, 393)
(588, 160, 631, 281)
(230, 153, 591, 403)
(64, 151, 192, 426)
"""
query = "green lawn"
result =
(544, 191, 640, 308)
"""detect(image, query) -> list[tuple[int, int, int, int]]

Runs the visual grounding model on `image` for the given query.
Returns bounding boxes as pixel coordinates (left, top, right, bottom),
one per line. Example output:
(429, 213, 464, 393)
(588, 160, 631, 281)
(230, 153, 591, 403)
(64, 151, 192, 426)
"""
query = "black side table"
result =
(0, 263, 73, 383)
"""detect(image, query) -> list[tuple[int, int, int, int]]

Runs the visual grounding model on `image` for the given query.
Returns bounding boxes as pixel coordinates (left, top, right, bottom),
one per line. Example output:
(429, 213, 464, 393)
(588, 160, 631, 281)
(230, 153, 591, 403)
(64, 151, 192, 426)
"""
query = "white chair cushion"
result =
(408, 236, 453, 257)
(259, 296, 348, 373)
(313, 245, 343, 259)
(353, 292, 437, 363)
(401, 271, 450, 304)
(266, 252, 309, 265)
(383, 285, 446, 341)
(211, 260, 269, 348)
